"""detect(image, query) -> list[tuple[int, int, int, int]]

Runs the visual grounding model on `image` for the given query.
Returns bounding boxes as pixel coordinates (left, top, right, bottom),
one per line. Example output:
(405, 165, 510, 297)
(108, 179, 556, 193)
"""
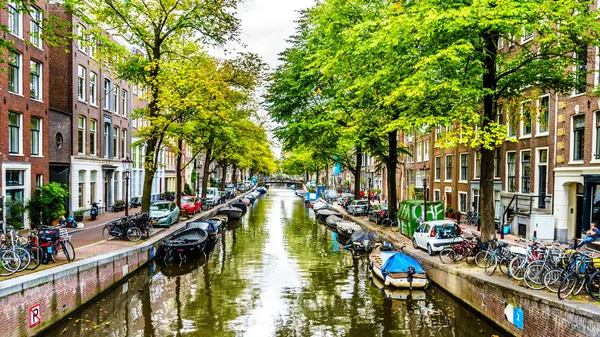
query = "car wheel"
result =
(412, 238, 418, 249)
(427, 244, 434, 256)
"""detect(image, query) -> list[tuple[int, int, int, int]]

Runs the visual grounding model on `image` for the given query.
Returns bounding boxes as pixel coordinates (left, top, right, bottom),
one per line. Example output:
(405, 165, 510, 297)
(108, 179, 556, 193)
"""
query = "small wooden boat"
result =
(346, 229, 380, 252)
(257, 187, 267, 194)
(186, 219, 223, 235)
(313, 201, 328, 212)
(369, 246, 429, 289)
(336, 221, 362, 237)
(316, 209, 340, 223)
(370, 274, 427, 300)
(231, 201, 248, 213)
(214, 214, 229, 224)
(217, 206, 243, 220)
(159, 227, 208, 262)
(326, 215, 343, 228)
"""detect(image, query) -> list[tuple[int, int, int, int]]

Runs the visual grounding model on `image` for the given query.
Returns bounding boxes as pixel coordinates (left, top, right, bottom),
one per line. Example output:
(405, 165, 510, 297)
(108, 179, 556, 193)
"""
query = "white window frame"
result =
(8, 112, 23, 155)
(506, 151, 517, 193)
(8, 51, 22, 95)
(416, 142, 422, 162)
(103, 78, 112, 111)
(573, 45, 588, 97)
(473, 151, 481, 180)
(122, 90, 127, 117)
(595, 47, 600, 89)
(434, 156, 441, 182)
(30, 60, 42, 101)
(77, 65, 86, 102)
(77, 24, 86, 53)
(30, 6, 42, 49)
(444, 154, 452, 182)
(89, 119, 97, 156)
(89, 72, 97, 106)
(8, 1, 22, 38)
(537, 94, 550, 136)
(520, 101, 532, 138)
(77, 116, 86, 154)
(594, 111, 600, 163)
(571, 114, 586, 163)
(520, 150, 532, 194)
(113, 85, 119, 114)
(423, 141, 429, 161)
(535, 147, 549, 196)
(30, 117, 42, 157)
(103, 123, 110, 158)
(434, 189, 441, 202)
(113, 126, 119, 159)
(459, 152, 469, 182)
(458, 192, 468, 214)
(121, 129, 127, 159)
(521, 27, 533, 43)
(2, 163, 31, 228)
(498, 36, 504, 49)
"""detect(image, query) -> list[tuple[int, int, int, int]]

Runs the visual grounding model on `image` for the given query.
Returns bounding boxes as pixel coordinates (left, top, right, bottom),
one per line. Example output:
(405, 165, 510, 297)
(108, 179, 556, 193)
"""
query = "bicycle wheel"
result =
(0, 250, 21, 276)
(573, 274, 586, 296)
(544, 269, 564, 293)
(558, 272, 577, 300)
(145, 224, 154, 238)
(102, 225, 114, 240)
(390, 221, 399, 232)
(587, 270, 600, 301)
(484, 255, 497, 276)
(26, 245, 42, 270)
(509, 256, 526, 281)
(498, 256, 511, 277)
(524, 262, 546, 290)
(62, 241, 75, 262)
(465, 247, 477, 264)
(127, 227, 142, 242)
(14, 247, 31, 271)
(439, 248, 456, 264)
(474, 250, 490, 268)
(381, 219, 391, 228)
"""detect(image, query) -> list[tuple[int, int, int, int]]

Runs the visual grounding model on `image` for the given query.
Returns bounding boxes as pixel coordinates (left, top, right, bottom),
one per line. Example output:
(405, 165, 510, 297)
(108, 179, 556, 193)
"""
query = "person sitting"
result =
(577, 222, 600, 248)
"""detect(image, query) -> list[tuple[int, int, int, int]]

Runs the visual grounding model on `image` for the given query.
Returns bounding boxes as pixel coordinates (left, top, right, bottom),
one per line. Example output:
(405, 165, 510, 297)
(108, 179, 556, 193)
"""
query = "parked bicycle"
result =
(381, 214, 399, 232)
(102, 213, 152, 242)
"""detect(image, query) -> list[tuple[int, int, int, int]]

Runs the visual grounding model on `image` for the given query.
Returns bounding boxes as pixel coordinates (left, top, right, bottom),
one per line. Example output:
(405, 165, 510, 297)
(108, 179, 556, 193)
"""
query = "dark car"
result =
(368, 203, 388, 224)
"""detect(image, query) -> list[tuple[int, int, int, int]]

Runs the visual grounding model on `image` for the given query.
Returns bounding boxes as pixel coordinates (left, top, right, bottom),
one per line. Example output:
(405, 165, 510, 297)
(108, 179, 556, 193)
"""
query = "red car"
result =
(180, 196, 201, 215)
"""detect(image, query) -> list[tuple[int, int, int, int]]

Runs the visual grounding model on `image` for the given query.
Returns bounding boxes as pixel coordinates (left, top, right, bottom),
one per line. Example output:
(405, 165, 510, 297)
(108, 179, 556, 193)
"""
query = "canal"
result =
(45, 188, 507, 337)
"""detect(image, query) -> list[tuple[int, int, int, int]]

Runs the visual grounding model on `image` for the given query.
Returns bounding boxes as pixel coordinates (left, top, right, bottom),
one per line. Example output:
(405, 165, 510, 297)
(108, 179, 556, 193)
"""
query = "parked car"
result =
(347, 199, 369, 216)
(149, 201, 180, 227)
(198, 187, 221, 207)
(368, 203, 388, 224)
(342, 195, 355, 209)
(180, 196, 201, 215)
(225, 187, 237, 198)
(412, 220, 463, 256)
(323, 190, 339, 203)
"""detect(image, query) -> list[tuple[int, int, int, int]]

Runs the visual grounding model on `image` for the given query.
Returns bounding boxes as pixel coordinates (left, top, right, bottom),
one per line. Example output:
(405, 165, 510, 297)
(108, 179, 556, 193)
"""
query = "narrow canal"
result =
(45, 188, 507, 337)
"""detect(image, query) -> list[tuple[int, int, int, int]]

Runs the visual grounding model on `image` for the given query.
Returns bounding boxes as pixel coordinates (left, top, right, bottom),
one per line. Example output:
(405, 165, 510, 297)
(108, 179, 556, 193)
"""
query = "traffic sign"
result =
(29, 304, 41, 328)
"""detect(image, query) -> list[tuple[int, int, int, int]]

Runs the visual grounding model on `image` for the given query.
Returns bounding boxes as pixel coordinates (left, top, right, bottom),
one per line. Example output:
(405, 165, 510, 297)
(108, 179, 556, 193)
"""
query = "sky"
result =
(211, 0, 317, 158)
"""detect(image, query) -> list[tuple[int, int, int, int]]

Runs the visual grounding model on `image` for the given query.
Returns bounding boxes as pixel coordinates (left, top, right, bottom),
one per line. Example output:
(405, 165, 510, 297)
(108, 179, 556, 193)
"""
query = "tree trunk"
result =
(220, 163, 227, 191)
(325, 164, 329, 189)
(354, 147, 363, 199)
(175, 138, 183, 209)
(316, 171, 320, 187)
(232, 165, 238, 186)
(480, 30, 500, 242)
(141, 138, 157, 212)
(387, 130, 398, 217)
(201, 146, 213, 200)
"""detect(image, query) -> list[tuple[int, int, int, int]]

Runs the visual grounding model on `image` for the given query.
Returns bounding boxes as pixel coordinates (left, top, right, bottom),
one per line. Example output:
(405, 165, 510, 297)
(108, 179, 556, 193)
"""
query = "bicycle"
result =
(1, 226, 31, 272)
(439, 236, 479, 264)
(508, 239, 544, 281)
(381, 214, 399, 232)
(523, 241, 564, 290)
(484, 241, 511, 276)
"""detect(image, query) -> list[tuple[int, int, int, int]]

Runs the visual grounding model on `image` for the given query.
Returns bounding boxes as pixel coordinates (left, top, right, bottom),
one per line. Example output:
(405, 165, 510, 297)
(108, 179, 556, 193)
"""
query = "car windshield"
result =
(181, 198, 194, 203)
(356, 201, 369, 205)
(434, 224, 460, 238)
(150, 203, 170, 211)
(378, 204, 388, 210)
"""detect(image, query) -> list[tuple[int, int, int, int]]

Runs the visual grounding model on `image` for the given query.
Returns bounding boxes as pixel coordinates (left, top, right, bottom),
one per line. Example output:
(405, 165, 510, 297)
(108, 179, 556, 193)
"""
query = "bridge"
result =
(257, 181, 305, 190)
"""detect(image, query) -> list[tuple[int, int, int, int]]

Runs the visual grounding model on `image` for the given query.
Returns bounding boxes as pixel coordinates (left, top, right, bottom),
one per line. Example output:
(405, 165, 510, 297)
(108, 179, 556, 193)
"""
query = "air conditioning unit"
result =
(529, 214, 555, 241)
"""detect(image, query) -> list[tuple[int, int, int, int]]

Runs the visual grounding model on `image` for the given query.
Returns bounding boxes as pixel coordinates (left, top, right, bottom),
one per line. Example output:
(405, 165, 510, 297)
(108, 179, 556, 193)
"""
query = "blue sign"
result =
(333, 163, 342, 175)
(513, 307, 524, 330)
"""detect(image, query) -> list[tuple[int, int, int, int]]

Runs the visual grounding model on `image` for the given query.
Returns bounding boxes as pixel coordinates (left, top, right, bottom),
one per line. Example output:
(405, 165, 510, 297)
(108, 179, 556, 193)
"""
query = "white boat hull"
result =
(372, 264, 429, 289)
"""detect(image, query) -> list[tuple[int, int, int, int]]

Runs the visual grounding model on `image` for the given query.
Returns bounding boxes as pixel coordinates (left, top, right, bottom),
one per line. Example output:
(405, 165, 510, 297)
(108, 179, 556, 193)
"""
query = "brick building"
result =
(0, 1, 50, 228)
(48, 5, 132, 214)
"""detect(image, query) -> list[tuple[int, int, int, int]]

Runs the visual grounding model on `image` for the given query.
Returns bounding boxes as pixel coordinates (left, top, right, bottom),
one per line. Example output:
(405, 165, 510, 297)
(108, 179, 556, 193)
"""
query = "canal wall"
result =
(0, 195, 247, 337)
(334, 206, 600, 337)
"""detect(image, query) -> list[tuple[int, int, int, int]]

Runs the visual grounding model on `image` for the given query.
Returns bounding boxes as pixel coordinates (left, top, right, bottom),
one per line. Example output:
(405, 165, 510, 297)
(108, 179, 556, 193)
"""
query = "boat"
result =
(336, 221, 362, 237)
(326, 215, 343, 228)
(217, 206, 243, 220)
(369, 246, 429, 289)
(370, 274, 427, 300)
(257, 186, 267, 194)
(161, 255, 208, 276)
(313, 201, 328, 212)
(231, 201, 248, 213)
(240, 198, 251, 206)
(345, 229, 380, 252)
(186, 219, 223, 235)
(316, 209, 340, 223)
(159, 227, 209, 262)
(214, 214, 229, 224)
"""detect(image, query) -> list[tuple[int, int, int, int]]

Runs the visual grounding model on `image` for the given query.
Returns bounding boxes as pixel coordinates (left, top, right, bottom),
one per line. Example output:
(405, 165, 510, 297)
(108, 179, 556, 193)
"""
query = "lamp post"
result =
(421, 165, 430, 221)
(122, 156, 132, 216)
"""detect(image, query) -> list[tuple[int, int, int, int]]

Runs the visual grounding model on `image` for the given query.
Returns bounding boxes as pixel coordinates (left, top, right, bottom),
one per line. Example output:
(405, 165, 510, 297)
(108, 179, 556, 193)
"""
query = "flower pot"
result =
(447, 211, 453, 218)
(50, 218, 60, 227)
(74, 215, 84, 222)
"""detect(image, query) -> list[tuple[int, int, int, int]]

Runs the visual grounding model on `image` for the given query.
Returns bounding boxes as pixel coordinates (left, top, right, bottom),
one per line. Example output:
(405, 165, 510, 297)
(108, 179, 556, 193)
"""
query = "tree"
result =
(91, 0, 241, 212)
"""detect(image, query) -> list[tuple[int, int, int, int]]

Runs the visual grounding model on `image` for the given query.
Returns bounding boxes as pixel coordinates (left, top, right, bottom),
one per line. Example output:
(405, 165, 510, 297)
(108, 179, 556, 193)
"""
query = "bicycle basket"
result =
(40, 227, 60, 239)
(59, 228, 71, 241)
(479, 241, 489, 250)
(593, 257, 600, 268)
(509, 246, 527, 255)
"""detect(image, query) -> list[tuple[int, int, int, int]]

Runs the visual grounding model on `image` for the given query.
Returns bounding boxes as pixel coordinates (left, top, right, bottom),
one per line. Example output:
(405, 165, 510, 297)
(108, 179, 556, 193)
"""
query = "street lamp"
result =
(421, 165, 430, 221)
(122, 156, 133, 216)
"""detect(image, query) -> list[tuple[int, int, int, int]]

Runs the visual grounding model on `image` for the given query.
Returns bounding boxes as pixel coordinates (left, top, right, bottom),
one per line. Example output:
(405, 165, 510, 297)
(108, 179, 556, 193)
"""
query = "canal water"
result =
(45, 188, 508, 337)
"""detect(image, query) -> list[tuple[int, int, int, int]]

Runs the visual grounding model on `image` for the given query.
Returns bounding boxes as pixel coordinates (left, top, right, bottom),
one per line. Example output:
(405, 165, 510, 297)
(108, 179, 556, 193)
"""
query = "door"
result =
(416, 224, 427, 247)
(576, 195, 584, 236)
(104, 174, 109, 210)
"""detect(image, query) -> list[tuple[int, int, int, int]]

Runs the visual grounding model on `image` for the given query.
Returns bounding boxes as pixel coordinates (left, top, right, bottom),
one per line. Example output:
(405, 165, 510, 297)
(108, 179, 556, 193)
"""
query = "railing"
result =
(502, 193, 553, 227)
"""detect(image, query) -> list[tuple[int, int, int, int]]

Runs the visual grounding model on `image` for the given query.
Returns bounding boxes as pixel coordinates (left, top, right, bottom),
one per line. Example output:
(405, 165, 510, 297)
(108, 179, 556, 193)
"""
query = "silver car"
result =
(412, 220, 463, 256)
(347, 199, 369, 216)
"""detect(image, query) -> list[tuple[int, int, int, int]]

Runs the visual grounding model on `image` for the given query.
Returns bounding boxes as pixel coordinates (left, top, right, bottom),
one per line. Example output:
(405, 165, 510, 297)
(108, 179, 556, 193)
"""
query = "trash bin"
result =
(397, 200, 445, 239)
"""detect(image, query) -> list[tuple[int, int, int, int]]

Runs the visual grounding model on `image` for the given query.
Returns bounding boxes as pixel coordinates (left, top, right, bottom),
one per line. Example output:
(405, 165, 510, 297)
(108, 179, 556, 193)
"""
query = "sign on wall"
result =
(504, 303, 524, 330)
(29, 304, 41, 328)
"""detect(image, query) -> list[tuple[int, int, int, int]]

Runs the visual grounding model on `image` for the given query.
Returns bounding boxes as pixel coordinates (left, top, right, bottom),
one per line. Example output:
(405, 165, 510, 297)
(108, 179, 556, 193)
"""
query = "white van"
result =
(198, 187, 221, 207)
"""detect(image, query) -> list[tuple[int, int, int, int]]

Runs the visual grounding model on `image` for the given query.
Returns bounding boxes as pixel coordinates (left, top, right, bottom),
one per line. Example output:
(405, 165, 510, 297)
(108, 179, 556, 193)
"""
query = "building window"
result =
(90, 119, 97, 156)
(416, 143, 422, 162)
(596, 112, 600, 160)
(8, 52, 21, 94)
(494, 148, 501, 178)
(8, 1, 21, 37)
(498, 36, 504, 49)
(113, 126, 119, 158)
(89, 36, 97, 58)
(445, 155, 452, 181)
(30, 6, 42, 48)
(573, 115, 585, 161)
(434, 156, 441, 181)
(434, 190, 440, 202)
(103, 78, 111, 110)
(423, 141, 429, 161)
(104, 123, 110, 158)
(35, 174, 43, 188)
(539, 96, 549, 134)
(475, 151, 481, 179)
(30, 60, 42, 100)
(121, 129, 126, 158)
(459, 192, 468, 213)
(574, 45, 588, 95)
(122, 90, 127, 117)
(521, 101, 532, 136)
(78, 65, 86, 101)
(90, 171, 97, 203)
(473, 189, 480, 213)
(78, 116, 86, 154)
(460, 153, 469, 181)
(77, 24, 86, 52)
(78, 171, 85, 208)
(31, 117, 41, 156)
(90, 72, 97, 105)
(8, 112, 21, 154)
(435, 125, 442, 142)
(522, 27, 533, 42)
(538, 149, 548, 195)
(507, 152, 516, 192)
(507, 108, 517, 138)
(113, 85, 119, 114)
(521, 151, 531, 193)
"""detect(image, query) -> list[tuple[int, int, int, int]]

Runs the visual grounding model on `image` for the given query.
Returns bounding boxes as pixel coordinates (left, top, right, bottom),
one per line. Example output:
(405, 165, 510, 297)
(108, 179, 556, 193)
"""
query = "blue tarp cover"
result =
(380, 252, 426, 279)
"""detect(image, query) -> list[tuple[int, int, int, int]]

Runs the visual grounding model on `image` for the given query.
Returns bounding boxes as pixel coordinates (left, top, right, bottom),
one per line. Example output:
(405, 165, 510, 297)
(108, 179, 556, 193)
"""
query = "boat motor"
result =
(407, 266, 416, 290)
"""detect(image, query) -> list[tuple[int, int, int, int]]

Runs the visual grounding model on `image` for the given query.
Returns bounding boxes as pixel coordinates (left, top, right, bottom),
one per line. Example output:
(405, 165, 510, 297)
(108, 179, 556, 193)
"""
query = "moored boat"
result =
(345, 229, 380, 252)
(369, 246, 429, 289)
(214, 214, 229, 224)
(336, 220, 362, 237)
(313, 201, 328, 212)
(186, 219, 223, 235)
(257, 187, 267, 194)
(159, 227, 209, 262)
(231, 201, 248, 213)
(316, 209, 340, 223)
(240, 198, 251, 206)
(217, 206, 243, 220)
(325, 215, 343, 228)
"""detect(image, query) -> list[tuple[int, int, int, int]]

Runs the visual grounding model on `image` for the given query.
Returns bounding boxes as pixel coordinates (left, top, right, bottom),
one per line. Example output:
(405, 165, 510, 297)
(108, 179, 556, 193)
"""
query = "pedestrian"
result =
(360, 190, 364, 198)
(369, 191, 374, 200)
(577, 222, 600, 248)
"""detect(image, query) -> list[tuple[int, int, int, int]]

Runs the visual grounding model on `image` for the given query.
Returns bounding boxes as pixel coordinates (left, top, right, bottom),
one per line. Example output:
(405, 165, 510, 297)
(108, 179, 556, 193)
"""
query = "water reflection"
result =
(45, 189, 507, 337)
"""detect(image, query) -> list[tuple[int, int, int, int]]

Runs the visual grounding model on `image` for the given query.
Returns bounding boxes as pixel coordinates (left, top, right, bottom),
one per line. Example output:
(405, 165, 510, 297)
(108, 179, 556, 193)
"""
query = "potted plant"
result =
(446, 206, 454, 218)
(131, 196, 139, 208)
(113, 200, 125, 212)
(73, 209, 85, 222)
(26, 182, 69, 227)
